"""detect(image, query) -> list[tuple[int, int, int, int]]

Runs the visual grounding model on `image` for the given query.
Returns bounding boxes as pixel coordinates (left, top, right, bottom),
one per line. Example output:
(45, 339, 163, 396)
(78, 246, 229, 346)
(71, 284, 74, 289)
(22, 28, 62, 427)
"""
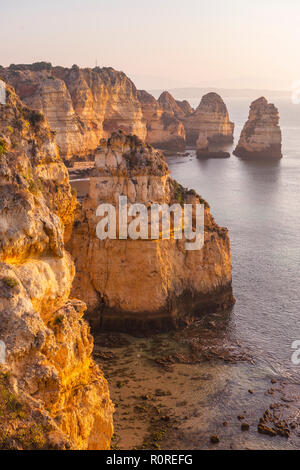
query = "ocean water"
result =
(166, 96, 300, 378)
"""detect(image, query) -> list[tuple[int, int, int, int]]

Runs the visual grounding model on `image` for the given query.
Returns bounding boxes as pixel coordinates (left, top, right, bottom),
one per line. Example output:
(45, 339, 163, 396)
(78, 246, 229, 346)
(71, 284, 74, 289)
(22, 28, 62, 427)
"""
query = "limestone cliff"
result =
(196, 131, 230, 159)
(138, 90, 186, 151)
(0, 84, 113, 449)
(233, 97, 282, 159)
(183, 92, 234, 146)
(1, 63, 147, 161)
(67, 131, 234, 332)
(1, 64, 235, 157)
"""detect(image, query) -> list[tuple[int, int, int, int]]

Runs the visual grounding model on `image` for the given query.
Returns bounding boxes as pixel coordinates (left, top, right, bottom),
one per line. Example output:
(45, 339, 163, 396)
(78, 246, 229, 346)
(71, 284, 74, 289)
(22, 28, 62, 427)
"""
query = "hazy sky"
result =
(1, 0, 299, 90)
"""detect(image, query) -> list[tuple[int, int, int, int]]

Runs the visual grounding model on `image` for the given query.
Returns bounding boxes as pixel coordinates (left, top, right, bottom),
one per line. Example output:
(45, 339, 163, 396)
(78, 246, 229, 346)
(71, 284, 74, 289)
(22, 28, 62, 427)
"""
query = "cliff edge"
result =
(0, 83, 113, 449)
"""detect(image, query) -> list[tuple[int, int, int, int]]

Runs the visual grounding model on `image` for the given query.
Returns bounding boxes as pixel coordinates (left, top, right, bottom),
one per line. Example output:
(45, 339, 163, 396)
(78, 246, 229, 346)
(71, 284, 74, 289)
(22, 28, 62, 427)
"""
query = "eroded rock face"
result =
(183, 92, 234, 146)
(1, 63, 147, 161)
(67, 131, 234, 333)
(0, 84, 113, 449)
(196, 131, 230, 159)
(234, 97, 282, 159)
(1, 64, 236, 157)
(138, 90, 186, 151)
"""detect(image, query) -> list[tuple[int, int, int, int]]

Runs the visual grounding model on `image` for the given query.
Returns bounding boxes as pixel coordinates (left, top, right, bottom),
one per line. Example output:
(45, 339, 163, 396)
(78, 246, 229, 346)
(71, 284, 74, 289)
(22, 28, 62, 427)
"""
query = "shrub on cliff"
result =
(0, 139, 7, 157)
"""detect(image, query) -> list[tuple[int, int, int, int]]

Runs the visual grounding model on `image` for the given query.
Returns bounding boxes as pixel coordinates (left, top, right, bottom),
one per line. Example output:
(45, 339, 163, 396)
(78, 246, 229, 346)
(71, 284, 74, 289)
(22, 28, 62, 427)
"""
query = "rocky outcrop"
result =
(67, 131, 234, 333)
(233, 97, 282, 159)
(0, 83, 113, 449)
(1, 63, 147, 161)
(183, 92, 234, 146)
(157, 91, 191, 120)
(138, 90, 186, 151)
(196, 132, 230, 159)
(1, 64, 236, 157)
(175, 99, 194, 118)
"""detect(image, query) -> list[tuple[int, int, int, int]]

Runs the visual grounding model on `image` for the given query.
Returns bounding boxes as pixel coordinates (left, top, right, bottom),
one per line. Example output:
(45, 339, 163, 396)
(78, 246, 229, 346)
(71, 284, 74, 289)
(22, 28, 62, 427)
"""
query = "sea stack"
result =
(67, 131, 234, 333)
(234, 97, 282, 159)
(183, 92, 234, 146)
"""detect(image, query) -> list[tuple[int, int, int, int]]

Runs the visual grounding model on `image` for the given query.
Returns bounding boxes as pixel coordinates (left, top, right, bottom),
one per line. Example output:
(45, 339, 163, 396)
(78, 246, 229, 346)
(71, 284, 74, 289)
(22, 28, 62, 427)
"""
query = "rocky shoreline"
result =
(93, 315, 300, 450)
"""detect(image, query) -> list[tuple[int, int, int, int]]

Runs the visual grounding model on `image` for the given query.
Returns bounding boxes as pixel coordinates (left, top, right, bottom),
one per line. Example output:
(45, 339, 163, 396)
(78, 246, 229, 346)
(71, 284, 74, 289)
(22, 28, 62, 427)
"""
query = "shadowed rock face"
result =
(138, 90, 186, 151)
(158, 91, 189, 120)
(0, 83, 113, 449)
(67, 131, 234, 333)
(234, 97, 282, 159)
(183, 92, 234, 146)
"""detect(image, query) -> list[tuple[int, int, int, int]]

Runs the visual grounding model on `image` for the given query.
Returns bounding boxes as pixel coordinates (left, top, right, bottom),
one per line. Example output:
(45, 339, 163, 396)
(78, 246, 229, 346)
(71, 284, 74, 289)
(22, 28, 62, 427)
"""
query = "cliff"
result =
(2, 64, 235, 158)
(1, 63, 147, 161)
(0, 83, 113, 449)
(67, 131, 234, 333)
(233, 97, 282, 159)
(183, 92, 234, 146)
(138, 90, 186, 151)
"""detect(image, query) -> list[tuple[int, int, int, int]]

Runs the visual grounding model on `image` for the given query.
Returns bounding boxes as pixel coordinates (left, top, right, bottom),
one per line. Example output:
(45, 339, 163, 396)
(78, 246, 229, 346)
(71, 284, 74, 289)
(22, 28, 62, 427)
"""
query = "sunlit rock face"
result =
(183, 92, 234, 146)
(138, 90, 186, 151)
(234, 97, 282, 159)
(0, 84, 113, 449)
(157, 91, 191, 120)
(1, 63, 147, 161)
(67, 131, 234, 333)
(1, 64, 235, 157)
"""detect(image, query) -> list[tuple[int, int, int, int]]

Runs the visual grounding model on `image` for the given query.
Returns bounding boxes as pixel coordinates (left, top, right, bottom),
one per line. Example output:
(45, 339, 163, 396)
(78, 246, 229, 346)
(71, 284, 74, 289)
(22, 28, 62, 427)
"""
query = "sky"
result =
(0, 0, 299, 91)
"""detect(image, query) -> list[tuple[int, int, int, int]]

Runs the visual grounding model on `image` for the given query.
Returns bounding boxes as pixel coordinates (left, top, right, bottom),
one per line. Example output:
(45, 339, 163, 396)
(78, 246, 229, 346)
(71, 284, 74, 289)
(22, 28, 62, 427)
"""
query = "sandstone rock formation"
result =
(1, 64, 236, 158)
(1, 63, 146, 161)
(157, 91, 191, 120)
(138, 90, 186, 151)
(0, 83, 113, 449)
(233, 97, 282, 159)
(183, 92, 234, 146)
(196, 131, 230, 159)
(67, 131, 234, 333)
(196, 131, 209, 152)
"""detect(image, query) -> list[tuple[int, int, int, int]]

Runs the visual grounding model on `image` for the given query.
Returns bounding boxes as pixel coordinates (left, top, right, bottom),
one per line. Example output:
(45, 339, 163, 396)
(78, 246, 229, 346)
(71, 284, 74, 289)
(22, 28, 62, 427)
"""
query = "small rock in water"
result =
(258, 423, 277, 437)
(241, 422, 250, 431)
